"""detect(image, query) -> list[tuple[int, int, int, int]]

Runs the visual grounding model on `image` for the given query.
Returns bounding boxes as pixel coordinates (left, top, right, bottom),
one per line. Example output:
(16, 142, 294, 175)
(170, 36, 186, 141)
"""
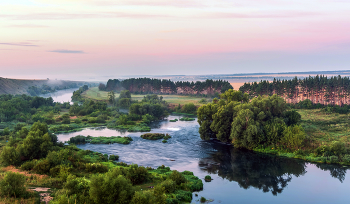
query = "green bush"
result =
(330, 141, 346, 156)
(0, 172, 27, 198)
(160, 179, 176, 193)
(33, 159, 51, 174)
(126, 164, 150, 185)
(0, 146, 20, 166)
(140, 133, 165, 140)
(20, 160, 37, 171)
(162, 140, 167, 143)
(89, 174, 134, 204)
(204, 175, 211, 181)
(169, 170, 186, 185)
(200, 197, 207, 203)
(85, 163, 108, 173)
(109, 154, 119, 161)
(175, 190, 192, 202)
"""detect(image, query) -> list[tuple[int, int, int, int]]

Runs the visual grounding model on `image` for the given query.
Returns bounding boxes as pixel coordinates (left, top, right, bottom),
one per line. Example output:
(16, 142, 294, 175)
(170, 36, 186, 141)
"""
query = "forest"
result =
(104, 78, 232, 96)
(239, 75, 350, 106)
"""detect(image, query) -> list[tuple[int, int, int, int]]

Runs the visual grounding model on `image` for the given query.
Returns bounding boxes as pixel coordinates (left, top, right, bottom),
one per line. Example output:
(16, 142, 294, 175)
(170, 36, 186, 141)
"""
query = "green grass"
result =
(82, 87, 207, 106)
(297, 109, 350, 147)
(68, 135, 133, 145)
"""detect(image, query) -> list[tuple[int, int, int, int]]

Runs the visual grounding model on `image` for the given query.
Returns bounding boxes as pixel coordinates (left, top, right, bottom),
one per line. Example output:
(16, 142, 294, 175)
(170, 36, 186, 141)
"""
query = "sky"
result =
(0, 0, 350, 80)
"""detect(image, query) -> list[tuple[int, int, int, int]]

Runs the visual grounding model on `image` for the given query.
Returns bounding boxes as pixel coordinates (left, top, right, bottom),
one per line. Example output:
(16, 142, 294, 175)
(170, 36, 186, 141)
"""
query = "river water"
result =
(57, 116, 350, 204)
(39, 88, 79, 103)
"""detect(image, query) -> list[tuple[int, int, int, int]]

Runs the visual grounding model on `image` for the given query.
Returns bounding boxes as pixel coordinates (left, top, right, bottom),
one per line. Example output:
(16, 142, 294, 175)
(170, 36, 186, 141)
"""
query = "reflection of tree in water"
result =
(199, 145, 307, 196)
(315, 163, 348, 183)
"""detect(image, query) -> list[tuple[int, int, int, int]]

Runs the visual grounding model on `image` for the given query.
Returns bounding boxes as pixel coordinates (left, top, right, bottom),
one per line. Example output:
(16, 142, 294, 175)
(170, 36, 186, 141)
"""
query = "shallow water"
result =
(39, 88, 78, 103)
(57, 115, 350, 204)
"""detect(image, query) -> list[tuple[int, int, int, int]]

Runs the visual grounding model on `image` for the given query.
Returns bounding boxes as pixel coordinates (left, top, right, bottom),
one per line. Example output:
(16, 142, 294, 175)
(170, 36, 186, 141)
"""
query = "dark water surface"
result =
(57, 115, 350, 204)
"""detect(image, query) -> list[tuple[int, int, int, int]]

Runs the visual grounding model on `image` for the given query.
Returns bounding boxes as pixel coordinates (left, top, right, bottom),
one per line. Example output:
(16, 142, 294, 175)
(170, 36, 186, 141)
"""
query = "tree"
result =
(108, 91, 116, 106)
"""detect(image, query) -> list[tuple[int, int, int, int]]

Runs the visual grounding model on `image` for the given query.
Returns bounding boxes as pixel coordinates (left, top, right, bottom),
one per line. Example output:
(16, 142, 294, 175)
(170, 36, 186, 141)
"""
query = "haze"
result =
(1, 0, 350, 80)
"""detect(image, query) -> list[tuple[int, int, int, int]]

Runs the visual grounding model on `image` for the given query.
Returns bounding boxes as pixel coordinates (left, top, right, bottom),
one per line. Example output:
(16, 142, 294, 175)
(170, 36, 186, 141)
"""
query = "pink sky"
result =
(1, 0, 350, 80)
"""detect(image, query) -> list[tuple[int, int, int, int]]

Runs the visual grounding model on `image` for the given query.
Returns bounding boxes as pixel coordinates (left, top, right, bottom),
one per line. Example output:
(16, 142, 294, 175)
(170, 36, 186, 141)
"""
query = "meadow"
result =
(297, 109, 350, 147)
(82, 87, 210, 106)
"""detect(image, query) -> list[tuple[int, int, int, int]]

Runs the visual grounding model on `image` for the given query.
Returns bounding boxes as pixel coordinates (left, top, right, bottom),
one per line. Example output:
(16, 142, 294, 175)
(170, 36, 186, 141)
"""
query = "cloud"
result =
(6, 24, 49, 28)
(0, 12, 172, 20)
(94, 0, 206, 8)
(48, 49, 85, 54)
(0, 42, 39, 47)
(201, 11, 321, 19)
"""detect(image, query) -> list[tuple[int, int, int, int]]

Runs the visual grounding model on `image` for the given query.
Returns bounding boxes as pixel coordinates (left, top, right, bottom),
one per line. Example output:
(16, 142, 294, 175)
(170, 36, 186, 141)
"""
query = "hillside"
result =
(0, 77, 92, 95)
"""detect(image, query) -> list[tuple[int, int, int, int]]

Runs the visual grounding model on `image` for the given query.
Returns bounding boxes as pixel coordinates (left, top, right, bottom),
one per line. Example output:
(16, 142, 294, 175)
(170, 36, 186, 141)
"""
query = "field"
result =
(297, 109, 350, 147)
(81, 87, 210, 106)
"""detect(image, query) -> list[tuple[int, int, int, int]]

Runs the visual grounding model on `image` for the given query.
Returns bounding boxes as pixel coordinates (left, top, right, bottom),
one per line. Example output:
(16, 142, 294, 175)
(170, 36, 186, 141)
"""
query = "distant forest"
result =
(239, 75, 350, 105)
(103, 78, 233, 96)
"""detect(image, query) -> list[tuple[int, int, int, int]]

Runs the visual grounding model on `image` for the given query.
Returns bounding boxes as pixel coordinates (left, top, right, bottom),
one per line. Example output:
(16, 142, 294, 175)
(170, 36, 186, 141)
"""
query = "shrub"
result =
(160, 179, 176, 193)
(89, 174, 134, 204)
(281, 125, 306, 150)
(0, 146, 20, 166)
(130, 191, 155, 204)
(140, 133, 165, 140)
(109, 154, 119, 161)
(200, 197, 207, 203)
(175, 190, 192, 202)
(162, 140, 167, 143)
(204, 175, 212, 181)
(169, 170, 186, 185)
(85, 163, 108, 173)
(33, 159, 51, 174)
(0, 172, 27, 198)
(330, 141, 346, 156)
(126, 164, 150, 185)
(20, 160, 37, 171)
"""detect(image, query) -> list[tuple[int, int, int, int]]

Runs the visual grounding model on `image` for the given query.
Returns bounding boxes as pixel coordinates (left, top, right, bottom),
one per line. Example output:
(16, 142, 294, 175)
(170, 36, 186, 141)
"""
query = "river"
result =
(39, 88, 79, 103)
(56, 116, 350, 204)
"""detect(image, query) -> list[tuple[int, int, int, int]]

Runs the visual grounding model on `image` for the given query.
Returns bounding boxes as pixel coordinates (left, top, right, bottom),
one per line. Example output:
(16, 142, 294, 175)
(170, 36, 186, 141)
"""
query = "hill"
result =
(0, 77, 93, 96)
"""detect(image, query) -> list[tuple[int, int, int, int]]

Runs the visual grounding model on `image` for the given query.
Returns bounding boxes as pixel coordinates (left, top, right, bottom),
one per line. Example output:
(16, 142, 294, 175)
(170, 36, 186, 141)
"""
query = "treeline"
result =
(0, 94, 59, 123)
(104, 78, 232, 96)
(27, 83, 79, 96)
(71, 85, 89, 102)
(239, 75, 350, 105)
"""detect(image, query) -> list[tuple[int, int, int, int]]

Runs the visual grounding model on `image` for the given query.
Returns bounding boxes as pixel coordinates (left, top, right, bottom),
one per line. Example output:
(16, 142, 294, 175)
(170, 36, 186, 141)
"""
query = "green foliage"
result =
(162, 140, 168, 143)
(179, 117, 195, 121)
(181, 103, 197, 114)
(281, 125, 306, 150)
(174, 190, 192, 202)
(169, 170, 186, 185)
(284, 110, 301, 126)
(160, 179, 176, 193)
(0, 172, 27, 198)
(0, 146, 20, 166)
(106, 78, 232, 96)
(89, 174, 134, 204)
(109, 154, 119, 161)
(200, 197, 207, 203)
(204, 175, 211, 181)
(198, 90, 307, 150)
(141, 133, 166, 140)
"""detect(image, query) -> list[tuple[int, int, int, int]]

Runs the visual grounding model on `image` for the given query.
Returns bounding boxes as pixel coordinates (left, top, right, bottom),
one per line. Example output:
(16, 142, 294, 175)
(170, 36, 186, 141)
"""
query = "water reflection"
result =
(315, 163, 348, 183)
(199, 145, 306, 195)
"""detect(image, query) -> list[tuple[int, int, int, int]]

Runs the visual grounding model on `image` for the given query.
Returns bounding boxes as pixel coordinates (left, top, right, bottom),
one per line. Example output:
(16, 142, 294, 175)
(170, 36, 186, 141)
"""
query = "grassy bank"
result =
(82, 87, 209, 106)
(252, 109, 350, 166)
